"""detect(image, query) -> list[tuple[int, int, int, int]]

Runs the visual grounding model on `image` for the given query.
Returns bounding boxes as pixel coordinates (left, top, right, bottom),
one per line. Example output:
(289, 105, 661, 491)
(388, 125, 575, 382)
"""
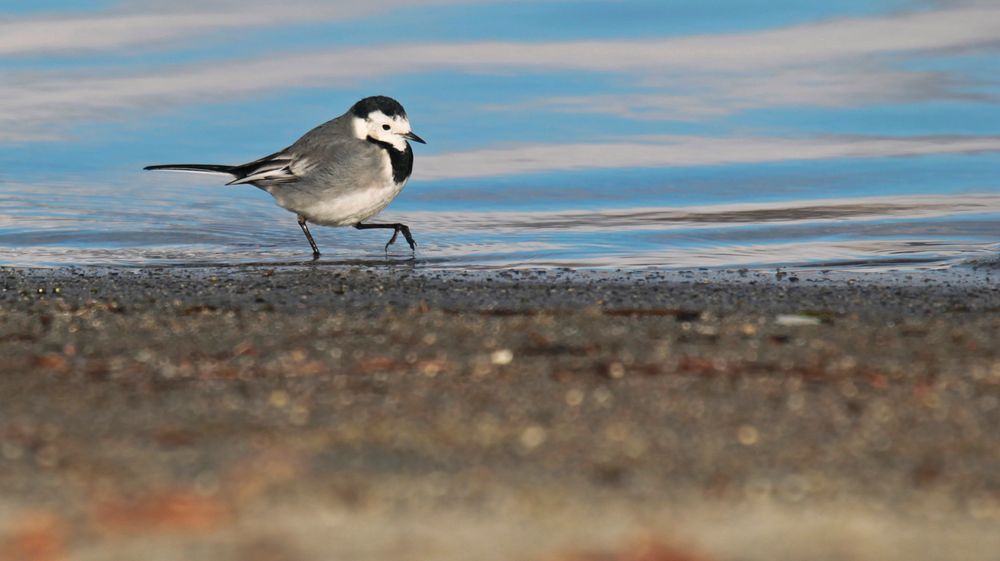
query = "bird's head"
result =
(350, 95, 425, 151)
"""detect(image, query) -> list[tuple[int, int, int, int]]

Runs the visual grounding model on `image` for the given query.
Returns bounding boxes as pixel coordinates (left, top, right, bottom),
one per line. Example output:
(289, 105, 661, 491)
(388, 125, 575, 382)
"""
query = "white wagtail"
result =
(145, 95, 425, 259)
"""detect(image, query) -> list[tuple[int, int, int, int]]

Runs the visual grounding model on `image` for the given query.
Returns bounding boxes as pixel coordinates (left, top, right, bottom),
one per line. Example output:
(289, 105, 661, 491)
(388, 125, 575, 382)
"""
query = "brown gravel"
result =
(1, 265, 999, 561)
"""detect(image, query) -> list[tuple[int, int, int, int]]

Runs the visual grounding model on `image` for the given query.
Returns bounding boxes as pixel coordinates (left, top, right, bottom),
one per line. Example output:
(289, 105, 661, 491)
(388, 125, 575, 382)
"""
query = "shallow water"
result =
(1, 1, 998, 270)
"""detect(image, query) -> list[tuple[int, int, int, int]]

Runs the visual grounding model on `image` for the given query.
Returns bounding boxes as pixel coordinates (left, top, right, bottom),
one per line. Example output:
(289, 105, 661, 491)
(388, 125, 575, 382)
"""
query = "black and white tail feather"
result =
(143, 151, 297, 186)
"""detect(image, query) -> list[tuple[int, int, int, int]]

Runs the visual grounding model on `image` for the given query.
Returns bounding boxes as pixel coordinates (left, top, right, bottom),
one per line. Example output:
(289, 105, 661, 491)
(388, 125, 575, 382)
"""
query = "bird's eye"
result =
(382, 124, 391, 131)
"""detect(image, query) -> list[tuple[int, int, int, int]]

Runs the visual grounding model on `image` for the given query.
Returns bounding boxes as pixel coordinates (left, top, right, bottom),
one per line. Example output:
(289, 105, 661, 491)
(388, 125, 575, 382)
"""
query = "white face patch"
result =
(351, 110, 411, 152)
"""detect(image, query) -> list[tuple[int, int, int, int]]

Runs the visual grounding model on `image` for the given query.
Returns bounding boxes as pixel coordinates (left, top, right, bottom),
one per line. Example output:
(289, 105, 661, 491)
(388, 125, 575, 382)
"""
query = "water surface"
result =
(1, 1, 998, 270)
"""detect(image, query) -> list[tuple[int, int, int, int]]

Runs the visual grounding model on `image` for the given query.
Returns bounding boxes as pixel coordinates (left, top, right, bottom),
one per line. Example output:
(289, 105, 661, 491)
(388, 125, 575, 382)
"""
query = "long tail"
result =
(143, 163, 236, 176)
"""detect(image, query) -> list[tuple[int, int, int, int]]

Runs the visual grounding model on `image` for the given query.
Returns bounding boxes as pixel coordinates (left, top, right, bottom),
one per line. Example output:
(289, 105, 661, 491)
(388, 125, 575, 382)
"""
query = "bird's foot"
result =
(384, 224, 417, 253)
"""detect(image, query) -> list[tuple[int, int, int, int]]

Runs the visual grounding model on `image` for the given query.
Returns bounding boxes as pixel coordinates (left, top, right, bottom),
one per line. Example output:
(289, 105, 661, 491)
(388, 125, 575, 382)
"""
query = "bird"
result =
(144, 95, 425, 259)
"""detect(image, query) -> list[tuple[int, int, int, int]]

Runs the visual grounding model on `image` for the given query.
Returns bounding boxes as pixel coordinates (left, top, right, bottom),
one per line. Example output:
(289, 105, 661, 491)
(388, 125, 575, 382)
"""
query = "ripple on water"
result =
(1, 182, 998, 270)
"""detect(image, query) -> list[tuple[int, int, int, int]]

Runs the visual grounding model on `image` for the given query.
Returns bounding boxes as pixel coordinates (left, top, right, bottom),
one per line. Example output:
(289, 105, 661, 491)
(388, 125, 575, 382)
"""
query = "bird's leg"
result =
(297, 215, 321, 260)
(354, 222, 417, 252)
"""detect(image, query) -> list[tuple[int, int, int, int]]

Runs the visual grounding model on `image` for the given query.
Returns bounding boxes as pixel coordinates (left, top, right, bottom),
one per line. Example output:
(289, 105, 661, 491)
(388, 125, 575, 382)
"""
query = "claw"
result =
(400, 226, 417, 252)
(384, 228, 401, 252)
(355, 222, 418, 254)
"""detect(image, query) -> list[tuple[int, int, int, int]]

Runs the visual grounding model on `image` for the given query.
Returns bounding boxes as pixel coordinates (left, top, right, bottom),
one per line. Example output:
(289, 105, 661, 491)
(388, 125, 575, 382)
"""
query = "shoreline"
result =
(1, 265, 998, 560)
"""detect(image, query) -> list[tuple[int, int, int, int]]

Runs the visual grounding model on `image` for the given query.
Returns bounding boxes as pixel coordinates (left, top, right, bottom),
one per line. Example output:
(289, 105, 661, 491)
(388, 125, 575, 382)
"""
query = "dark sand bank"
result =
(1, 265, 998, 561)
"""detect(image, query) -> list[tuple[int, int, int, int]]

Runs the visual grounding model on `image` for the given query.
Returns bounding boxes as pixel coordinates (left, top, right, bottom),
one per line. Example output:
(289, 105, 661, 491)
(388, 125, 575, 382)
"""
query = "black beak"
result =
(403, 131, 426, 144)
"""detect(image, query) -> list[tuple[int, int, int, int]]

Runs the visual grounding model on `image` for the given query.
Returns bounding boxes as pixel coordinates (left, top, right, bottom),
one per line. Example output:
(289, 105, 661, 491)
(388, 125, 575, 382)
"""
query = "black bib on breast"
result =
(366, 136, 414, 184)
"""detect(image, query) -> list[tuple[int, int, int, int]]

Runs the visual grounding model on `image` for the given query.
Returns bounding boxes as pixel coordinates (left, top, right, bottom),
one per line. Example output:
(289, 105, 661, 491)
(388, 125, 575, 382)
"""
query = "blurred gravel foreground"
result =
(1, 265, 999, 561)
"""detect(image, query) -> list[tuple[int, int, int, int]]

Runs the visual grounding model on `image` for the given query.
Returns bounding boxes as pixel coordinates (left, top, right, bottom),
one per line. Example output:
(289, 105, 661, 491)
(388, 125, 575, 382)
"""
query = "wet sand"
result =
(1, 265, 999, 561)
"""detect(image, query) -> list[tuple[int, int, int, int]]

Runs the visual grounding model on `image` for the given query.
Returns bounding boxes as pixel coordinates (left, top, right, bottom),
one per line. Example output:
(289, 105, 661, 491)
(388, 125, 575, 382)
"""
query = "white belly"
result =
(296, 179, 406, 227)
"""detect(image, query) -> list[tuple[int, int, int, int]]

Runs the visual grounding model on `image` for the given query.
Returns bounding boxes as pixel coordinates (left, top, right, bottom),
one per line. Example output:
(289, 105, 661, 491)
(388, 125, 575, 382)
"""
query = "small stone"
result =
(519, 425, 547, 449)
(269, 390, 289, 408)
(564, 388, 585, 407)
(418, 359, 445, 377)
(490, 349, 514, 365)
(737, 425, 759, 446)
(593, 387, 613, 406)
(607, 362, 626, 379)
(775, 314, 821, 326)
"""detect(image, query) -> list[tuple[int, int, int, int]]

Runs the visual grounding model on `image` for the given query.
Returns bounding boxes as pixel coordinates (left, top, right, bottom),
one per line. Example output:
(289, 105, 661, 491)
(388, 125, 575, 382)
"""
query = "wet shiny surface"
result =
(1, 1, 998, 269)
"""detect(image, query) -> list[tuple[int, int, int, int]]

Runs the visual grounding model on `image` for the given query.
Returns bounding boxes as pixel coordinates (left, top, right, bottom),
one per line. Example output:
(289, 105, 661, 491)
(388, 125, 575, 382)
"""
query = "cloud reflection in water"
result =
(0, 0, 997, 269)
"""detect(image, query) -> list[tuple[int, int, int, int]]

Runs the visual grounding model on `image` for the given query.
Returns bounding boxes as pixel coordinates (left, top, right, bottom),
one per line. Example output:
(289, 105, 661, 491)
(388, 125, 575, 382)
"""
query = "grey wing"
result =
(231, 114, 382, 191)
(256, 138, 387, 221)
(283, 118, 388, 194)
(225, 115, 351, 186)
(296, 139, 386, 192)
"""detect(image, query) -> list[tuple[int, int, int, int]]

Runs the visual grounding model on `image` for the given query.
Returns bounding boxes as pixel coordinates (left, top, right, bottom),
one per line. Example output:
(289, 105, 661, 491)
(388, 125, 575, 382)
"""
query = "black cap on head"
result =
(350, 96, 407, 119)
